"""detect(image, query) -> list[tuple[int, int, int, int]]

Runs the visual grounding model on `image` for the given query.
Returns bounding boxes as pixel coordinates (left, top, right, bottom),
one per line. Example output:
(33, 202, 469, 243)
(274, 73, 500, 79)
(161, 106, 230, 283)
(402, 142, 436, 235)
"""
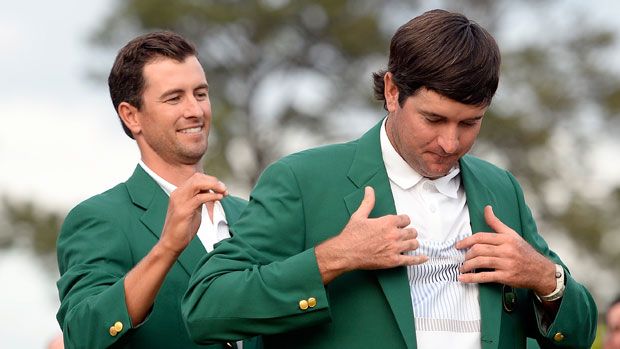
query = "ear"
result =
(384, 72, 399, 113)
(118, 102, 142, 137)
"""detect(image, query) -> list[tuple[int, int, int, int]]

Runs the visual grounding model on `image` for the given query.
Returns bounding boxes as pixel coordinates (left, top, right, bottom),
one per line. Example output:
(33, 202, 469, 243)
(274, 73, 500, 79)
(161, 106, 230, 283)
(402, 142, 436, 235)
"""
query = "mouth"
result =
(178, 126, 203, 134)
(428, 152, 453, 161)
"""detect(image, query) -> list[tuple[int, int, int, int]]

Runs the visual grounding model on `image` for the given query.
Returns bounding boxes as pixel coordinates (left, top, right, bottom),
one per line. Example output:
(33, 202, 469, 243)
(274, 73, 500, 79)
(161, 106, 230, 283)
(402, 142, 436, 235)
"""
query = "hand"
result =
(316, 186, 428, 284)
(456, 206, 556, 295)
(158, 173, 228, 256)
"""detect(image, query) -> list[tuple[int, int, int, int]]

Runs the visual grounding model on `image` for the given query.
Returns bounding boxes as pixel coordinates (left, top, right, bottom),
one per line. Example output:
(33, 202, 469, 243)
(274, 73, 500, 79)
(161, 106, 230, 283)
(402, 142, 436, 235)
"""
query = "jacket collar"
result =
(460, 156, 501, 349)
(345, 119, 417, 348)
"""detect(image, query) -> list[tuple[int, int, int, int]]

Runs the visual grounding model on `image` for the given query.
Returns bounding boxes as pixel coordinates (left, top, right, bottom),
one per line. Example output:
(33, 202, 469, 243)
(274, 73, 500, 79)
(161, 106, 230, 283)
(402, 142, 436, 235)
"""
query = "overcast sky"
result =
(0, 0, 138, 214)
(2, 1, 620, 347)
(0, 1, 126, 347)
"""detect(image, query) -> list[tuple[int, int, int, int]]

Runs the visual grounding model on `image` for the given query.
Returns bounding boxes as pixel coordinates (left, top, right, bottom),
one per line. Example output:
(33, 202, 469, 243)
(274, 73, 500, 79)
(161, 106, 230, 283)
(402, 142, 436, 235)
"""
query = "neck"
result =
(384, 115, 402, 158)
(141, 155, 204, 187)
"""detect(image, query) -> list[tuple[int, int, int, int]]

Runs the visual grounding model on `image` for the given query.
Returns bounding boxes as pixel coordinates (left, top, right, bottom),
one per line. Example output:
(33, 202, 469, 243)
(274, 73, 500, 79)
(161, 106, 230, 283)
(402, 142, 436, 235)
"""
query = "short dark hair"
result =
(108, 31, 197, 138)
(373, 9, 501, 109)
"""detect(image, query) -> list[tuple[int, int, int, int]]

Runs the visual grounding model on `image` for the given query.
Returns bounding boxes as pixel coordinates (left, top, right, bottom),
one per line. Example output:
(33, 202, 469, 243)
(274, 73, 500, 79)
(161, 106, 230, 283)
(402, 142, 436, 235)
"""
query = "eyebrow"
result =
(419, 109, 484, 121)
(159, 83, 209, 100)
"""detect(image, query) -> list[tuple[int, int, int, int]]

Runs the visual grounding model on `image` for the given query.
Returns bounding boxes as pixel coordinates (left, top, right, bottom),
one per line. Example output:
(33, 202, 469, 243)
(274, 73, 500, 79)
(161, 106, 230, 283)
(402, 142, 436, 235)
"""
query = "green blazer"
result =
(183, 121, 597, 349)
(57, 166, 260, 349)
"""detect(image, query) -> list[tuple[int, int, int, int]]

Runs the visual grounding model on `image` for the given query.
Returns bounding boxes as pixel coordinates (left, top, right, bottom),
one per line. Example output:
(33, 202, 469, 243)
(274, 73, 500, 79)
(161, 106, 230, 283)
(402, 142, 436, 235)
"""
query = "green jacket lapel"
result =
(460, 156, 501, 349)
(344, 120, 417, 349)
(125, 165, 207, 276)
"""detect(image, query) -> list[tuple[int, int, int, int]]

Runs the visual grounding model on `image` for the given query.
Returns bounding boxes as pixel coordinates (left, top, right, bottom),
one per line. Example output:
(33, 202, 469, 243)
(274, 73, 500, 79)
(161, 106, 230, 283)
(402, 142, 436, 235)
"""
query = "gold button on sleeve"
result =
(553, 332, 565, 342)
(308, 297, 317, 308)
(299, 299, 309, 310)
(109, 326, 118, 337)
(114, 321, 123, 332)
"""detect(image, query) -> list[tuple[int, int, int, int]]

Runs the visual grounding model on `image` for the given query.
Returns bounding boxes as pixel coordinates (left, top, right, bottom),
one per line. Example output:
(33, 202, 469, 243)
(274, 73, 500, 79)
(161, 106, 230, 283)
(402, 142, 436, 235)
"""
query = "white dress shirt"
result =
(380, 120, 481, 349)
(138, 161, 230, 252)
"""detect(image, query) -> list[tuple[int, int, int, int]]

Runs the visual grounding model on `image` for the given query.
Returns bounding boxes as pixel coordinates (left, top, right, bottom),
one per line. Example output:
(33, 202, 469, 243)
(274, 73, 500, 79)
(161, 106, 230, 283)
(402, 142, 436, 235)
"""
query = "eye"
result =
(194, 88, 209, 101)
(425, 117, 442, 124)
(461, 119, 481, 127)
(166, 95, 181, 104)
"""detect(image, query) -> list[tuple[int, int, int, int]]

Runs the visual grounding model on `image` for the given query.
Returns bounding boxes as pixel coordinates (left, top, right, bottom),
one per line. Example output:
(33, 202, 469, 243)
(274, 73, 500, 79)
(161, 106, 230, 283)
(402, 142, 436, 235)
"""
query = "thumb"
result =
(484, 205, 511, 234)
(353, 186, 376, 219)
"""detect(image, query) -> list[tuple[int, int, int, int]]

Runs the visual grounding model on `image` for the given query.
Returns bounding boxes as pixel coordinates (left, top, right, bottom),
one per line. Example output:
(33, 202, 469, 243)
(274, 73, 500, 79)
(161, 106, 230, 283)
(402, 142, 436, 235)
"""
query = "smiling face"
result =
(121, 55, 211, 170)
(384, 73, 487, 179)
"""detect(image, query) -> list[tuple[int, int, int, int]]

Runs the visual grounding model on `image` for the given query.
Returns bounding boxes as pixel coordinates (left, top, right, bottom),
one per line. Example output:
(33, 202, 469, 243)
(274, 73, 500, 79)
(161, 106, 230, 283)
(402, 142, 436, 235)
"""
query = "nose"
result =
(184, 96, 204, 118)
(437, 127, 459, 154)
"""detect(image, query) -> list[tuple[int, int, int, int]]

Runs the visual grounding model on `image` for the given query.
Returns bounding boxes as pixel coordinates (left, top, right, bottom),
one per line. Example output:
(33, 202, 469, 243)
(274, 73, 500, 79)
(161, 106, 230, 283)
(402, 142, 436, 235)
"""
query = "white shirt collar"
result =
(380, 118, 461, 199)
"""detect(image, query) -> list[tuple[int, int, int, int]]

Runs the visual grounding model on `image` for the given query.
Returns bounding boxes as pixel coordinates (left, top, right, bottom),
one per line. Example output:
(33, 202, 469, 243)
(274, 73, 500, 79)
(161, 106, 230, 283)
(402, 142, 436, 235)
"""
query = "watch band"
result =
(535, 264, 565, 302)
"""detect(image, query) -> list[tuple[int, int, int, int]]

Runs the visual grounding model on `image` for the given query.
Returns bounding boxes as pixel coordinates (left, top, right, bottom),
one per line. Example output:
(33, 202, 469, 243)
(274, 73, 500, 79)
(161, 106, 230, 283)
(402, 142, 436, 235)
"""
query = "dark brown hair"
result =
(108, 31, 197, 138)
(373, 9, 500, 109)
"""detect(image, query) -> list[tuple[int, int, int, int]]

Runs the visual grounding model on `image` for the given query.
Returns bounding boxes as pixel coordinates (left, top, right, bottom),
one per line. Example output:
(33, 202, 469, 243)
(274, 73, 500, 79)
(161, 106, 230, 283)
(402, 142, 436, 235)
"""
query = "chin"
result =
(425, 167, 452, 179)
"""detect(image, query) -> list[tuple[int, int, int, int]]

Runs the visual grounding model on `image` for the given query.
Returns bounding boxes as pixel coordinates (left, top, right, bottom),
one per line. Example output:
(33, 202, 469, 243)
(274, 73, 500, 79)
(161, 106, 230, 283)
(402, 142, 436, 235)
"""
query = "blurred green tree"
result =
(0, 196, 63, 271)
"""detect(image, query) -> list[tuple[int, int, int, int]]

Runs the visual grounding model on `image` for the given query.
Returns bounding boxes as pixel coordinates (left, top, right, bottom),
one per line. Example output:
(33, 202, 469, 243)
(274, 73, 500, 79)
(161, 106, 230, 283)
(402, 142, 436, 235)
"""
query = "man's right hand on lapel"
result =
(315, 186, 428, 285)
(159, 173, 228, 256)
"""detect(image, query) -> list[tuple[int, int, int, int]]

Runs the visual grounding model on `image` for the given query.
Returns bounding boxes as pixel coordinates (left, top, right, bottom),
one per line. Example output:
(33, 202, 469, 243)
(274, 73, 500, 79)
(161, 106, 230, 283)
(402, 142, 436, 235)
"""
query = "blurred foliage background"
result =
(1, 0, 619, 346)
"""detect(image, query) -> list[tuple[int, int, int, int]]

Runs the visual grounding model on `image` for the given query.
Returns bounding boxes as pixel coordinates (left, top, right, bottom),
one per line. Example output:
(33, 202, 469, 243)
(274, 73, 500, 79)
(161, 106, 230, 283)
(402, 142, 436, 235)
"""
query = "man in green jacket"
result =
(182, 9, 597, 349)
(56, 31, 259, 349)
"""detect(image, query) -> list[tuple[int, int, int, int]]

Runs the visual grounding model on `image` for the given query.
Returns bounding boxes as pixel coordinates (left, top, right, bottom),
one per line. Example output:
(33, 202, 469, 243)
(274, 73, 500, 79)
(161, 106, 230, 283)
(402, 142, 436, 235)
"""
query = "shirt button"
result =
(423, 182, 433, 191)
(429, 205, 436, 213)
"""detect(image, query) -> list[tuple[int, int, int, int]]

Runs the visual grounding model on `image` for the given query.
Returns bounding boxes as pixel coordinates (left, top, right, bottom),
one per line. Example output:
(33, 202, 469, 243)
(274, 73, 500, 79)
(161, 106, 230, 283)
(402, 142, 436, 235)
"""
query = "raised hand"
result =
(456, 205, 556, 295)
(315, 186, 428, 284)
(159, 173, 228, 256)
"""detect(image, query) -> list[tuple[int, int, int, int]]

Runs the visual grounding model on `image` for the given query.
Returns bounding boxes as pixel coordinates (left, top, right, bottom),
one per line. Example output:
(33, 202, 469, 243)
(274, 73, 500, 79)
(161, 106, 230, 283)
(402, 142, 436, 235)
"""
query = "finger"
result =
(401, 227, 418, 240)
(458, 270, 498, 284)
(352, 186, 375, 219)
(460, 256, 500, 274)
(174, 176, 226, 200)
(393, 214, 411, 228)
(399, 254, 429, 266)
(185, 173, 227, 193)
(484, 205, 516, 235)
(456, 233, 502, 249)
(192, 192, 225, 206)
(398, 238, 420, 253)
(463, 243, 499, 261)
(195, 179, 227, 195)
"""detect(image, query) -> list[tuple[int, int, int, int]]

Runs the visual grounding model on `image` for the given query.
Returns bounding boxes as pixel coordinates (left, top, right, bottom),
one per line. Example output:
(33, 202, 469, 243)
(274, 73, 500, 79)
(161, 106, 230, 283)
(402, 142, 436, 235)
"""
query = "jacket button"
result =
(114, 321, 123, 333)
(109, 326, 118, 337)
(308, 297, 317, 308)
(299, 299, 309, 310)
(553, 332, 565, 342)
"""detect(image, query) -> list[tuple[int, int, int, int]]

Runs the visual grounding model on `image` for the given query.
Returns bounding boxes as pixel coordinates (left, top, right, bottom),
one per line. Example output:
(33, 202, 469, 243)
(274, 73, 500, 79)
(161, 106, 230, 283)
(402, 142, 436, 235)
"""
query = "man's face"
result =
(384, 75, 486, 179)
(606, 304, 620, 349)
(134, 55, 211, 167)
